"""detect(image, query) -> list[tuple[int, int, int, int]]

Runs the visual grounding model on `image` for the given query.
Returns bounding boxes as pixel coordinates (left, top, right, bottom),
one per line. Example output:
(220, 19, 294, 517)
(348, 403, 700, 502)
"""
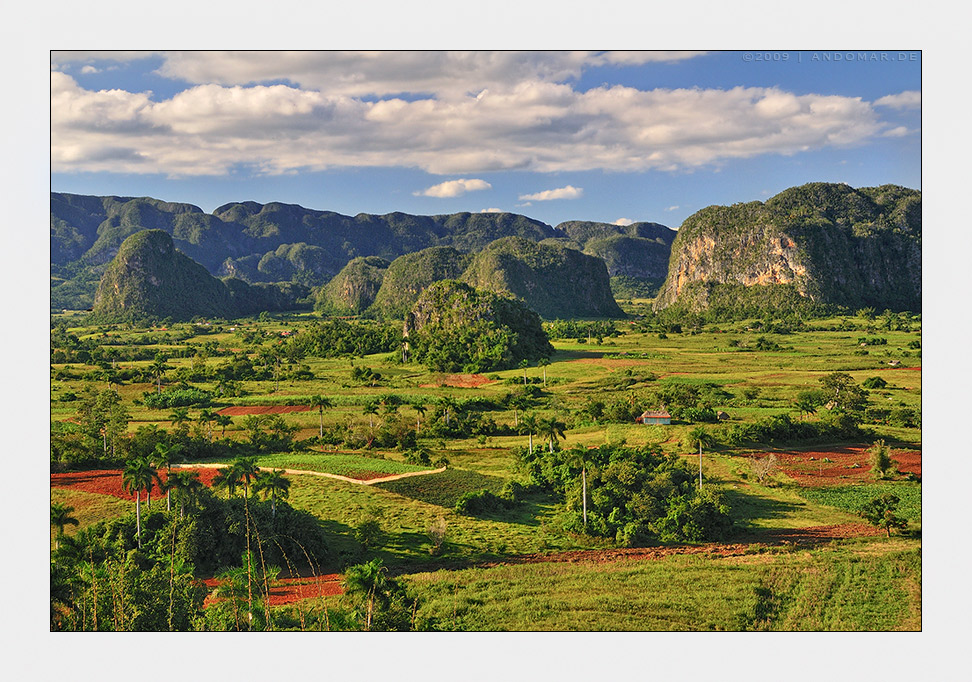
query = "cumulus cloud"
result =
(613, 218, 634, 226)
(51, 59, 894, 178)
(665, 206, 680, 211)
(874, 90, 921, 110)
(481, 207, 504, 213)
(519, 185, 584, 201)
(80, 65, 100, 75)
(414, 178, 492, 198)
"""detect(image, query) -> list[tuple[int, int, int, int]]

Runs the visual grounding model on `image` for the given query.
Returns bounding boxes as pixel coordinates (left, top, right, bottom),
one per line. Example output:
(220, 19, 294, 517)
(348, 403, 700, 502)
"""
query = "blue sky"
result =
(51, 50, 920, 229)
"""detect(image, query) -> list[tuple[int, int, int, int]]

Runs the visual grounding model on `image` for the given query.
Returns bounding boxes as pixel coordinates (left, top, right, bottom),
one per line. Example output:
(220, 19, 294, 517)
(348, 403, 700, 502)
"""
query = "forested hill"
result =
(51, 193, 562, 311)
(51, 193, 557, 276)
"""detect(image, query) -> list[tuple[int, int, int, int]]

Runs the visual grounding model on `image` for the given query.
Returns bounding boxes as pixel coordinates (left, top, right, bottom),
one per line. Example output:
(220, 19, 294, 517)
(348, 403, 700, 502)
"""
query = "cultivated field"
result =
(50, 308, 921, 630)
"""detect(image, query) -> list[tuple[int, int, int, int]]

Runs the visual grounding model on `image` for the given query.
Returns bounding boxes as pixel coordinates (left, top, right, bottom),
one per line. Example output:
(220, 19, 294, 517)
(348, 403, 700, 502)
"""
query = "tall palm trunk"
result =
(135, 491, 142, 549)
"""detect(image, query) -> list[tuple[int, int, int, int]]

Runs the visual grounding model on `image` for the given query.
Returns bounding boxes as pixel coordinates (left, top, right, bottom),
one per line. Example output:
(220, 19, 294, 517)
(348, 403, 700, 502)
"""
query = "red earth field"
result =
(419, 373, 492, 388)
(51, 467, 221, 500)
(202, 574, 343, 607)
(737, 445, 921, 487)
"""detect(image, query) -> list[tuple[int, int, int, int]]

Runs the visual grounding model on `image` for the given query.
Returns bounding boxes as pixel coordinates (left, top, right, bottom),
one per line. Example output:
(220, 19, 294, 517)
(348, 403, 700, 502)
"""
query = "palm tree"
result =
(168, 407, 190, 432)
(507, 394, 525, 428)
(197, 408, 217, 442)
(411, 402, 426, 433)
(540, 417, 567, 454)
(253, 469, 291, 518)
(51, 501, 79, 550)
(213, 466, 242, 498)
(166, 469, 204, 518)
(233, 456, 261, 497)
(342, 558, 391, 631)
(150, 353, 171, 394)
(362, 402, 379, 429)
(537, 358, 550, 387)
(438, 396, 459, 428)
(568, 447, 593, 529)
(151, 442, 184, 511)
(520, 413, 539, 454)
(519, 359, 530, 386)
(122, 457, 155, 548)
(686, 426, 715, 489)
(214, 413, 233, 438)
(309, 395, 333, 439)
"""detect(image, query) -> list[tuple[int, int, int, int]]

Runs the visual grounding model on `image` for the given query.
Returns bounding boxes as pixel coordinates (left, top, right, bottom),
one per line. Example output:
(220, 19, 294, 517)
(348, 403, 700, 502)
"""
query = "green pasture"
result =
(403, 537, 920, 631)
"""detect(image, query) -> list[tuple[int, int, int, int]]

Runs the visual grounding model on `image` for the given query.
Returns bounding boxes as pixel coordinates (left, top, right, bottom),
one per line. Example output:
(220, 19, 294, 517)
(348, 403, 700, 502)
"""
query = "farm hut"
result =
(717, 411, 730, 421)
(636, 410, 671, 425)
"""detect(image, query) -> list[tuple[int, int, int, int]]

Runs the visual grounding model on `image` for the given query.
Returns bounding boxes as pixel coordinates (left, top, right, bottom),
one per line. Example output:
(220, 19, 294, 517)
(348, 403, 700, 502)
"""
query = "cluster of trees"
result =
(514, 443, 733, 545)
(51, 456, 328, 631)
(405, 281, 553, 373)
(52, 386, 305, 470)
(543, 319, 619, 341)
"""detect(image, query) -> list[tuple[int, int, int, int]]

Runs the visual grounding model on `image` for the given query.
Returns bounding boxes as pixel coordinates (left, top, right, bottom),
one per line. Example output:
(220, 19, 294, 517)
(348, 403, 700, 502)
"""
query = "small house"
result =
(636, 410, 671, 425)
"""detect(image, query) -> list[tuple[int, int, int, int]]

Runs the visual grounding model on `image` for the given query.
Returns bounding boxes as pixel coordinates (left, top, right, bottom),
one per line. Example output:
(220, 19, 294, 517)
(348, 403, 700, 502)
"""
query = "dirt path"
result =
(175, 463, 446, 486)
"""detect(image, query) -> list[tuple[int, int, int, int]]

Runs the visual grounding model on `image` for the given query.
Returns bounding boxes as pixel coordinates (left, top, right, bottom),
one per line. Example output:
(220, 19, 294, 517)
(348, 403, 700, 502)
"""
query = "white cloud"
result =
(481, 207, 504, 213)
(80, 65, 100, 75)
(51, 58, 895, 178)
(613, 218, 633, 226)
(519, 185, 583, 201)
(414, 178, 492, 198)
(882, 126, 910, 138)
(665, 206, 679, 211)
(874, 90, 921, 110)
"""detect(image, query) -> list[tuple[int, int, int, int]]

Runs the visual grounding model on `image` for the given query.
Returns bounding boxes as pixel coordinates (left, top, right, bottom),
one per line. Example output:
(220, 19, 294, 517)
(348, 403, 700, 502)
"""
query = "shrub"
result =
(141, 388, 213, 409)
(454, 489, 515, 516)
(868, 439, 896, 479)
(862, 376, 888, 389)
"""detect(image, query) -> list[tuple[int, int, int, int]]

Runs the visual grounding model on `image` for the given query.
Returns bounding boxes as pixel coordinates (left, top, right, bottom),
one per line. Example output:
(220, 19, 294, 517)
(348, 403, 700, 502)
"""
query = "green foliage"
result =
(461, 236, 624, 319)
(316, 256, 390, 315)
(288, 318, 401, 358)
(721, 412, 867, 447)
(516, 443, 733, 545)
(795, 484, 921, 521)
(141, 388, 213, 409)
(369, 246, 471, 319)
(375, 469, 507, 508)
(454, 489, 516, 516)
(858, 494, 909, 537)
(868, 440, 896, 479)
(406, 280, 553, 373)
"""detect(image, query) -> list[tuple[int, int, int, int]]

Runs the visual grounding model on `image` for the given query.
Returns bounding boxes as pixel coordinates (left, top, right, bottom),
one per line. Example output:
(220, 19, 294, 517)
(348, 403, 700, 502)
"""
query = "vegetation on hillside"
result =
(405, 280, 554, 372)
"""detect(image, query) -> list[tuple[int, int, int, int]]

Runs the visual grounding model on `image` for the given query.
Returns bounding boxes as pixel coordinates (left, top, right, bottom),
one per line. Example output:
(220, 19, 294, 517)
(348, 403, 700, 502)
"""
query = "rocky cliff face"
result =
(654, 183, 921, 313)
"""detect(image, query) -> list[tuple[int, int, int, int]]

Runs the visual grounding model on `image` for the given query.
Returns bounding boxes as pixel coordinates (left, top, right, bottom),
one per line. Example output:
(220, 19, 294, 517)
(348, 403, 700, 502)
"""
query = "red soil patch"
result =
(737, 445, 921, 487)
(419, 374, 492, 388)
(755, 523, 884, 543)
(50, 467, 221, 500)
(202, 574, 343, 607)
(217, 405, 313, 416)
(875, 366, 921, 371)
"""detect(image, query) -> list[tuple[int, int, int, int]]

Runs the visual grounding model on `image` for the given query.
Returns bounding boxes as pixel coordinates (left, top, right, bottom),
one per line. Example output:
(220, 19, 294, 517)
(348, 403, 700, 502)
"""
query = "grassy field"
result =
(253, 452, 434, 478)
(50, 310, 921, 630)
(404, 537, 921, 631)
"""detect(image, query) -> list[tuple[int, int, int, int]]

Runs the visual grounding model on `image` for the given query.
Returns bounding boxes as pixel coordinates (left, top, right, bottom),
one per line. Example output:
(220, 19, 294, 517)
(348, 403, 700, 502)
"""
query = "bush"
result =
(141, 388, 213, 409)
(862, 376, 888, 389)
(454, 489, 515, 516)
